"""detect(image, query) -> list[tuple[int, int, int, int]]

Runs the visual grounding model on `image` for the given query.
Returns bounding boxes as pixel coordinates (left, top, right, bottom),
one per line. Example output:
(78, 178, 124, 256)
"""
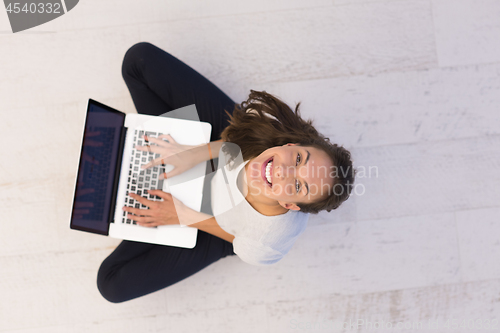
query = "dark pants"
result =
(97, 42, 237, 303)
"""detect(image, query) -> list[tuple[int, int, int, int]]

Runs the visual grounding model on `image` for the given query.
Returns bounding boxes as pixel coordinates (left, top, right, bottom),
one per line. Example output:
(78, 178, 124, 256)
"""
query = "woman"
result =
(97, 42, 355, 303)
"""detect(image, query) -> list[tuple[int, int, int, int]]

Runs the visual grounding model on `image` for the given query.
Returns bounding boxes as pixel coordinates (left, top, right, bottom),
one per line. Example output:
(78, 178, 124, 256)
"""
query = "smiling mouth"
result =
(262, 157, 273, 188)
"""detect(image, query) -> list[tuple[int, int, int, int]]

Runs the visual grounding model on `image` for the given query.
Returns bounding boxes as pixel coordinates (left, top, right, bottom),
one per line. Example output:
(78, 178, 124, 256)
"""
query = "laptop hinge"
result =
(109, 126, 128, 223)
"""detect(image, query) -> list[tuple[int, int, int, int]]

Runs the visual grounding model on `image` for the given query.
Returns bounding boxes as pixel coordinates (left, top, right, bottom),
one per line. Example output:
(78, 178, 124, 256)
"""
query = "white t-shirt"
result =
(210, 143, 309, 266)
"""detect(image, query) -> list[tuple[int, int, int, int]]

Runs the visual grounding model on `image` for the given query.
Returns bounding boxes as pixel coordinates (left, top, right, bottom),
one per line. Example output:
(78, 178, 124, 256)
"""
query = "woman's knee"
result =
(121, 42, 159, 80)
(125, 42, 158, 60)
(96, 263, 127, 303)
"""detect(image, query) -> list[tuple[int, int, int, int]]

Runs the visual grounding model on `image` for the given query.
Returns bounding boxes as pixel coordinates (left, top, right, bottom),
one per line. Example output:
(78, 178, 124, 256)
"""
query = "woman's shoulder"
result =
(231, 206, 309, 265)
(258, 211, 309, 256)
(272, 209, 309, 228)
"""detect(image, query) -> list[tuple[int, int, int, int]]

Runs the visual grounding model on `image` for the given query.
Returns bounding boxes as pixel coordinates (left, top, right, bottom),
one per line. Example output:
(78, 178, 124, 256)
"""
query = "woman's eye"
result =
(295, 153, 302, 193)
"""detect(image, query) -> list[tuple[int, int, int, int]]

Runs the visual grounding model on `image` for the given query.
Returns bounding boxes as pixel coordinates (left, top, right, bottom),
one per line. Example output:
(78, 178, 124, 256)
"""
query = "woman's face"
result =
(246, 143, 335, 210)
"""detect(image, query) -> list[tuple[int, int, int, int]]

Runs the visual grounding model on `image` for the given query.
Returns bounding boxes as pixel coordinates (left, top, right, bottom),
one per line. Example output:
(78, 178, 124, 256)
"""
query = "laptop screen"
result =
(70, 100, 125, 235)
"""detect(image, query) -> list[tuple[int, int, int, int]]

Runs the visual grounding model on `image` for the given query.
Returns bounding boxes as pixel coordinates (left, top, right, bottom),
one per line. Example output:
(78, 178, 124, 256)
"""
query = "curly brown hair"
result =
(220, 90, 356, 214)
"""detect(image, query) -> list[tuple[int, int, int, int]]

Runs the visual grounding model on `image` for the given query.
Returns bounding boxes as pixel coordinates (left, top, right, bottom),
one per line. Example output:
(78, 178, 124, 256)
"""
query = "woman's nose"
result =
(276, 165, 284, 179)
(277, 164, 294, 180)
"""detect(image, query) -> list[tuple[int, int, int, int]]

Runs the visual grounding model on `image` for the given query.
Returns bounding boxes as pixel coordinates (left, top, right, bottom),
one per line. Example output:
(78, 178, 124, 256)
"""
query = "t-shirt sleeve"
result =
(233, 236, 285, 266)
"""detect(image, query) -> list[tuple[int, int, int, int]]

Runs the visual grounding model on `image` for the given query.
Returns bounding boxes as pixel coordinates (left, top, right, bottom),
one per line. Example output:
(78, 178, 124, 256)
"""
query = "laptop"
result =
(70, 99, 212, 248)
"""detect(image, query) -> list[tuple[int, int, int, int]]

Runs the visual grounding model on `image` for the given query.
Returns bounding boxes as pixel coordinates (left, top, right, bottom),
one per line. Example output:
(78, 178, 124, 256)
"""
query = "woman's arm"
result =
(191, 139, 225, 164)
(137, 137, 225, 179)
(188, 216, 235, 244)
(125, 190, 235, 243)
(182, 208, 235, 244)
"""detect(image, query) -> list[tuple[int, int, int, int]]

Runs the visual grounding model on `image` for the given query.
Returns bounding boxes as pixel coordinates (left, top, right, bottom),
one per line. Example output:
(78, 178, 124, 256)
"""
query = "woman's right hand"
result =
(137, 134, 201, 179)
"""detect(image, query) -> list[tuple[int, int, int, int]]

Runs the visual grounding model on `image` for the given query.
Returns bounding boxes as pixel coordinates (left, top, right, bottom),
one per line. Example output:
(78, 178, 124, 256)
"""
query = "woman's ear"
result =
(278, 201, 301, 211)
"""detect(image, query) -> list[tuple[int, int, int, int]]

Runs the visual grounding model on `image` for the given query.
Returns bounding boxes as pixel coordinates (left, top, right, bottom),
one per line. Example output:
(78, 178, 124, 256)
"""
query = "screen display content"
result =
(70, 102, 125, 235)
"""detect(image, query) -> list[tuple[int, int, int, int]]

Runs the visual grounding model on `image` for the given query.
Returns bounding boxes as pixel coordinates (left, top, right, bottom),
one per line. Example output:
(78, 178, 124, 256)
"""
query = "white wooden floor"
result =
(1, 0, 500, 332)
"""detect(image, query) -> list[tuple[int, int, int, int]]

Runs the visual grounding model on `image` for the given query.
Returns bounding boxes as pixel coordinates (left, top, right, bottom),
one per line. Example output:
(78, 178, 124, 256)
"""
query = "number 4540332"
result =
(5, 2, 62, 14)
(443, 318, 498, 329)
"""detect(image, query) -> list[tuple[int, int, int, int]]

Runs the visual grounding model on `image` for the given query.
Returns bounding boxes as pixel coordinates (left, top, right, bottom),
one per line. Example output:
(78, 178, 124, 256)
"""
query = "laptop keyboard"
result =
(121, 130, 166, 225)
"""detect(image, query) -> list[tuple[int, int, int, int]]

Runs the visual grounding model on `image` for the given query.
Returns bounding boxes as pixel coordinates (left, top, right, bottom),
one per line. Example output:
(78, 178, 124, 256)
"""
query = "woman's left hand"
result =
(122, 190, 187, 228)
